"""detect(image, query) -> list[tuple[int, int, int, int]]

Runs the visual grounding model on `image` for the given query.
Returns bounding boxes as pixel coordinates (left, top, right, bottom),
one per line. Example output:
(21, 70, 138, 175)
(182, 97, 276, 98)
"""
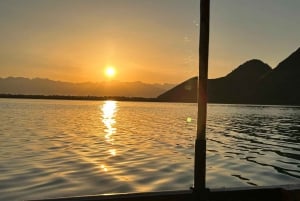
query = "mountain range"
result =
(0, 78, 174, 98)
(158, 47, 300, 105)
(1, 47, 299, 104)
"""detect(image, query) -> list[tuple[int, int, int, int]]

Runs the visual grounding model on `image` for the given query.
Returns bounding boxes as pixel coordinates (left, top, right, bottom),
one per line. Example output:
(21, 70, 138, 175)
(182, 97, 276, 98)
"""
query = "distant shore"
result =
(0, 94, 158, 102)
(1, 94, 300, 106)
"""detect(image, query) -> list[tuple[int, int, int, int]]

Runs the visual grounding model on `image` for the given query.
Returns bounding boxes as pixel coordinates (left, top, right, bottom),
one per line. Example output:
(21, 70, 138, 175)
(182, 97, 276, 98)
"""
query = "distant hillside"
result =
(0, 78, 174, 98)
(255, 47, 300, 105)
(208, 59, 272, 103)
(156, 76, 198, 102)
(158, 47, 300, 105)
(157, 59, 272, 103)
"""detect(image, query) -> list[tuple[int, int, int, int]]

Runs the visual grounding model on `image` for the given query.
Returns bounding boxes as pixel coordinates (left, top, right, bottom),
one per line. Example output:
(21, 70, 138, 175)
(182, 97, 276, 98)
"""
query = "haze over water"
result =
(0, 99, 299, 201)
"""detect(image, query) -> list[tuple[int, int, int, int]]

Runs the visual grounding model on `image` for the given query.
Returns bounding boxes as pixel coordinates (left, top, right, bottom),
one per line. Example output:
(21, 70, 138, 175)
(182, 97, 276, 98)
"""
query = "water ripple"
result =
(0, 100, 299, 200)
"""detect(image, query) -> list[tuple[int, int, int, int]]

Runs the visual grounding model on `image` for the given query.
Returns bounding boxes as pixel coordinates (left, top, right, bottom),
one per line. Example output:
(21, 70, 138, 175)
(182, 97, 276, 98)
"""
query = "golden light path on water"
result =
(101, 101, 117, 172)
(100, 101, 141, 185)
(98, 100, 196, 192)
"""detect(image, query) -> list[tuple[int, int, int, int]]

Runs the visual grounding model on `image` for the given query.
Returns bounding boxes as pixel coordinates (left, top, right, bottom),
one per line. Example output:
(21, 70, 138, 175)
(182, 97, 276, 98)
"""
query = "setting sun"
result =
(105, 66, 116, 78)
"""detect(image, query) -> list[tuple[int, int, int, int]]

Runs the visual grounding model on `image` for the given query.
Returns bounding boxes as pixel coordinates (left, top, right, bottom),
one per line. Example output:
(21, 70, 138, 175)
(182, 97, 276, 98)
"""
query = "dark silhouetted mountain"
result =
(156, 77, 198, 102)
(208, 59, 272, 103)
(255, 47, 300, 105)
(158, 59, 272, 103)
(226, 59, 272, 82)
(158, 47, 300, 105)
(0, 77, 174, 98)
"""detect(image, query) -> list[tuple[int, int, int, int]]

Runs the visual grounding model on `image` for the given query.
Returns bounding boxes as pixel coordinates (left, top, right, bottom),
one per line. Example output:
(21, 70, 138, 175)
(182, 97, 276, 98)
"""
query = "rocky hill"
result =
(255, 47, 300, 105)
(158, 47, 300, 105)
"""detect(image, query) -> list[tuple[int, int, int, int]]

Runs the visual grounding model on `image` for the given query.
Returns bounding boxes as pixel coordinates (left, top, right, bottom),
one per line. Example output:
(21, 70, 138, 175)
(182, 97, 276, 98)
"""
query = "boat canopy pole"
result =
(194, 0, 210, 193)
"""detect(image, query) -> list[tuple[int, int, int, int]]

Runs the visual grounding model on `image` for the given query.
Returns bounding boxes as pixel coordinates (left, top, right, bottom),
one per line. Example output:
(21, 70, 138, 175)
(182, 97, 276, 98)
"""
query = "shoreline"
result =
(1, 94, 300, 106)
(0, 94, 157, 102)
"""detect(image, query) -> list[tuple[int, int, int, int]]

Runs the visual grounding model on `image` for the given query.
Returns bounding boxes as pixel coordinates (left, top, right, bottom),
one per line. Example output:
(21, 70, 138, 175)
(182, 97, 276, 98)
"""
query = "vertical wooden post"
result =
(194, 0, 210, 194)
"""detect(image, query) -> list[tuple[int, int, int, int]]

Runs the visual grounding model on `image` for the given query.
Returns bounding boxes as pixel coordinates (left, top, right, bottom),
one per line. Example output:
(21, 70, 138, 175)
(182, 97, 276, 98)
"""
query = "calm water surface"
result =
(0, 99, 299, 200)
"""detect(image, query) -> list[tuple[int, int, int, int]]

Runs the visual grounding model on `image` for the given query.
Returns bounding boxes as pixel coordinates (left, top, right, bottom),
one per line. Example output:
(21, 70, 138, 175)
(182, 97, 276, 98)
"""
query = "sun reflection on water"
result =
(101, 101, 117, 144)
(109, 149, 117, 156)
(100, 101, 118, 173)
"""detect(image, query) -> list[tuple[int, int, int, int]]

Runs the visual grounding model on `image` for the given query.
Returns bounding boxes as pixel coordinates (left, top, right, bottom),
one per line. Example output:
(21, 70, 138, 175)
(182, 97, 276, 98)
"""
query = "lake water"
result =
(0, 99, 299, 201)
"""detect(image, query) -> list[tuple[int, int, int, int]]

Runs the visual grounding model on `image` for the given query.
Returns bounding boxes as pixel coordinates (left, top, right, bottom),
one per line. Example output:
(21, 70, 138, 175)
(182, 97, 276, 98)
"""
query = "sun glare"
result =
(105, 66, 116, 78)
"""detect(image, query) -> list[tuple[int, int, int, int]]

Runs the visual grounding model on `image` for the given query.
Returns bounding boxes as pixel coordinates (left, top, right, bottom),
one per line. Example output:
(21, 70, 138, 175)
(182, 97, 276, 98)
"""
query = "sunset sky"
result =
(0, 0, 299, 84)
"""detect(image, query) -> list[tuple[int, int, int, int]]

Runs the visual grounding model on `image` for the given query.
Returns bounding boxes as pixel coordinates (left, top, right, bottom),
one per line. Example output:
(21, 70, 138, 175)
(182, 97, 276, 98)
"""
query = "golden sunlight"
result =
(101, 101, 117, 143)
(105, 66, 116, 78)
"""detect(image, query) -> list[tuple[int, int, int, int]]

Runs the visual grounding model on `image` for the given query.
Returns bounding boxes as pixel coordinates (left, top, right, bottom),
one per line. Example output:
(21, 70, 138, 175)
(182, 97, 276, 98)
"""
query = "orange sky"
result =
(0, 0, 299, 84)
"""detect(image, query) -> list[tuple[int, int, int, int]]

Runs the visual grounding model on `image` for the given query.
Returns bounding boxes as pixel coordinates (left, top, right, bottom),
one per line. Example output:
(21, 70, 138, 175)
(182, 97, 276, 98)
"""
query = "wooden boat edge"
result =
(28, 184, 300, 201)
